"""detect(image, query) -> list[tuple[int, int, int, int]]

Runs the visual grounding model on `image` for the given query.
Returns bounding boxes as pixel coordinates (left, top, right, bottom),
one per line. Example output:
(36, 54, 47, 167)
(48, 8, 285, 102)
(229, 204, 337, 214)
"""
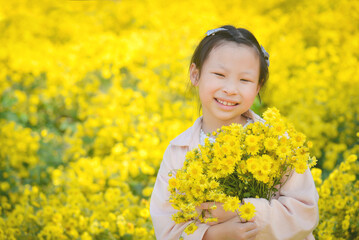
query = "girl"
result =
(150, 25, 319, 240)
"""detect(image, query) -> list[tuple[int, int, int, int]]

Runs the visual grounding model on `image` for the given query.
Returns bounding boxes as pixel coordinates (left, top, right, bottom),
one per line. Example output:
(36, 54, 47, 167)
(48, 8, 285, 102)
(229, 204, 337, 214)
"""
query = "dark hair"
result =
(188, 25, 269, 92)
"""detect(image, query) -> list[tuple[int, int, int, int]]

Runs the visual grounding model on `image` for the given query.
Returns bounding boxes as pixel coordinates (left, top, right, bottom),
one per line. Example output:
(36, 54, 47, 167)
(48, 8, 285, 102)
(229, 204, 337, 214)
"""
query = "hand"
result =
(223, 216, 258, 240)
(203, 216, 258, 240)
(196, 202, 237, 226)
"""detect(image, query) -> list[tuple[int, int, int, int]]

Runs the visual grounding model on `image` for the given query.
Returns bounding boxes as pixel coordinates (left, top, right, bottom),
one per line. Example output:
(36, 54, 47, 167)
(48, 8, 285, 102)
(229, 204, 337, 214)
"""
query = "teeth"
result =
(217, 99, 236, 106)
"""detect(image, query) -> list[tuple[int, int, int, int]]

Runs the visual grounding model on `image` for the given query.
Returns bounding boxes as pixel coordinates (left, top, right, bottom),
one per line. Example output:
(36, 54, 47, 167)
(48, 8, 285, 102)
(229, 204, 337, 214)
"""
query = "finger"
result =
(198, 202, 213, 209)
(195, 207, 203, 215)
(206, 221, 218, 226)
(204, 210, 212, 218)
(248, 216, 257, 222)
(198, 203, 207, 209)
(238, 215, 256, 223)
(237, 216, 247, 223)
(226, 216, 246, 224)
(243, 222, 257, 232)
(246, 228, 259, 239)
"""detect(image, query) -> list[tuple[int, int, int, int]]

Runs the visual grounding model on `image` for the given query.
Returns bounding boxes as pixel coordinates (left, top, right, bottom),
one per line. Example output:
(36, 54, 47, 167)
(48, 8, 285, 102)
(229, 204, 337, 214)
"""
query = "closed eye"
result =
(214, 73, 225, 77)
(241, 79, 251, 82)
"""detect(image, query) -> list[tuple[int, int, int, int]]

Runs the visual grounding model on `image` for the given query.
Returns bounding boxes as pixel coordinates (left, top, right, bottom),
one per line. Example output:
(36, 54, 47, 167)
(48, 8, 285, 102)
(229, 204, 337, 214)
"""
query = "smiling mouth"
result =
(215, 98, 239, 106)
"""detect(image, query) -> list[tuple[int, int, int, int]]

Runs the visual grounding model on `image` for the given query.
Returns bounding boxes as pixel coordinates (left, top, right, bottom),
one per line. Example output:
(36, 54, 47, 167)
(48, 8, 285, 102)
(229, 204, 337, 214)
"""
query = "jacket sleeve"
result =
(150, 145, 210, 240)
(243, 168, 319, 240)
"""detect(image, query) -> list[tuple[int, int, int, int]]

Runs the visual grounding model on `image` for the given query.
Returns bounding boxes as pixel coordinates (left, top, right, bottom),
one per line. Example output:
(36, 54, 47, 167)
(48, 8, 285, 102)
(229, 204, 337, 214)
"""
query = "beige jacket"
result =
(150, 109, 319, 240)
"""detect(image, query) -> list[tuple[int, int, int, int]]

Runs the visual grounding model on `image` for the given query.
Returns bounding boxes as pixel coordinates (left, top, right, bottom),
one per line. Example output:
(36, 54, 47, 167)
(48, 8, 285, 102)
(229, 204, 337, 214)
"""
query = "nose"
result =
(223, 88, 238, 95)
(222, 79, 239, 95)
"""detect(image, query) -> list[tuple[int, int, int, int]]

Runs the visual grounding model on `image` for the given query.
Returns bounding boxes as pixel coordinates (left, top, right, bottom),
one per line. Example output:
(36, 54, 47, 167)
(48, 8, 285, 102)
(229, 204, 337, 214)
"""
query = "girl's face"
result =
(190, 41, 261, 131)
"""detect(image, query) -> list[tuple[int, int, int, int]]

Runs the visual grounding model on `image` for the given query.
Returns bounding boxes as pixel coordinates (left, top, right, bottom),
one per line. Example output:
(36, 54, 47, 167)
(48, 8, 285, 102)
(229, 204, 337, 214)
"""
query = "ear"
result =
(189, 63, 200, 86)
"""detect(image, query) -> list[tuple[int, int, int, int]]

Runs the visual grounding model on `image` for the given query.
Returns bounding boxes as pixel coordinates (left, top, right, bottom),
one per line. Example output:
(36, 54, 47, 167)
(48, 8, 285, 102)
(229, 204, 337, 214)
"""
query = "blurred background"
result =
(0, 0, 358, 239)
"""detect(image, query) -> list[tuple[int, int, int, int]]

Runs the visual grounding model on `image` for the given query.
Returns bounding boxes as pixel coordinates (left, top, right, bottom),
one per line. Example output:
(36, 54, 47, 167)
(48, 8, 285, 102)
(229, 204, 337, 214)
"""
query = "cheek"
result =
(243, 86, 259, 101)
(199, 86, 213, 103)
(197, 84, 208, 103)
(199, 80, 219, 95)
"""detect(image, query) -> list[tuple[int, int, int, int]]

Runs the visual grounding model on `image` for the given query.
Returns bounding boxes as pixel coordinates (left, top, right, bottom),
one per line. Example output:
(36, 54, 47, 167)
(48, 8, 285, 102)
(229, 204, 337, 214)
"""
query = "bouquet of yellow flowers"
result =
(167, 107, 317, 235)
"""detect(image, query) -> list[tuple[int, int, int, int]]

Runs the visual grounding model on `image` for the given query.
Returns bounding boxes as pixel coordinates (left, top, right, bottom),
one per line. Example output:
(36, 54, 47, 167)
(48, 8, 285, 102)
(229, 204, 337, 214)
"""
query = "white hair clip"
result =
(261, 45, 270, 67)
(206, 27, 228, 36)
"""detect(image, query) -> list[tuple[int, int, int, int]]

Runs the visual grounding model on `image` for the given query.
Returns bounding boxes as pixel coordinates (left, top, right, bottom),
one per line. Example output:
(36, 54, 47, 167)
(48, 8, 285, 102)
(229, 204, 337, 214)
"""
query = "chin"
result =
(215, 115, 239, 123)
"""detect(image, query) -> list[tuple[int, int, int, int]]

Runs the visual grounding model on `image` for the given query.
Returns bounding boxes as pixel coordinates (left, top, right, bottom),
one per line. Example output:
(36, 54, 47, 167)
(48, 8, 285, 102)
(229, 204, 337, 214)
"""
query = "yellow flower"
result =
(246, 144, 260, 155)
(208, 180, 219, 189)
(246, 157, 259, 173)
(253, 170, 269, 183)
(204, 217, 218, 224)
(81, 232, 92, 240)
(245, 135, 260, 146)
(185, 151, 196, 160)
(168, 178, 178, 190)
(190, 185, 203, 198)
(311, 168, 322, 185)
(260, 159, 271, 174)
(187, 161, 203, 179)
(271, 122, 286, 136)
(346, 154, 357, 163)
(342, 219, 350, 231)
(276, 144, 291, 158)
(308, 156, 317, 168)
(223, 196, 240, 212)
(139, 208, 150, 219)
(184, 222, 198, 235)
(207, 165, 221, 179)
(223, 156, 236, 167)
(219, 162, 235, 176)
(290, 132, 306, 148)
(294, 161, 308, 174)
(320, 185, 331, 198)
(334, 195, 347, 209)
(263, 108, 280, 123)
(239, 202, 256, 221)
(209, 204, 217, 210)
(237, 161, 247, 174)
(264, 137, 278, 151)
(142, 187, 153, 197)
(0, 182, 10, 192)
(169, 107, 318, 233)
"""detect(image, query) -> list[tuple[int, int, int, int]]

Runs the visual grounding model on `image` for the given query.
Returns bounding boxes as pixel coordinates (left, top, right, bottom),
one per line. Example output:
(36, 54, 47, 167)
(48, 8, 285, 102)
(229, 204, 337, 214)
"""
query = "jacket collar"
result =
(170, 109, 263, 149)
(170, 116, 202, 150)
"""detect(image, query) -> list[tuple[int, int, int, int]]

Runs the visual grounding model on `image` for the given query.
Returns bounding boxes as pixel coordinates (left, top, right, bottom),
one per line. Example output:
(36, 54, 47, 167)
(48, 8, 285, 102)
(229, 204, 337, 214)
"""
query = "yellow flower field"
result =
(0, 0, 358, 239)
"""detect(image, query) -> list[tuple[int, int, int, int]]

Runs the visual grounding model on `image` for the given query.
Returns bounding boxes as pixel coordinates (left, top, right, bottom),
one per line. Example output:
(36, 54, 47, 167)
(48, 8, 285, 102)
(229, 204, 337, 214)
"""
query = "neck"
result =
(201, 114, 248, 134)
